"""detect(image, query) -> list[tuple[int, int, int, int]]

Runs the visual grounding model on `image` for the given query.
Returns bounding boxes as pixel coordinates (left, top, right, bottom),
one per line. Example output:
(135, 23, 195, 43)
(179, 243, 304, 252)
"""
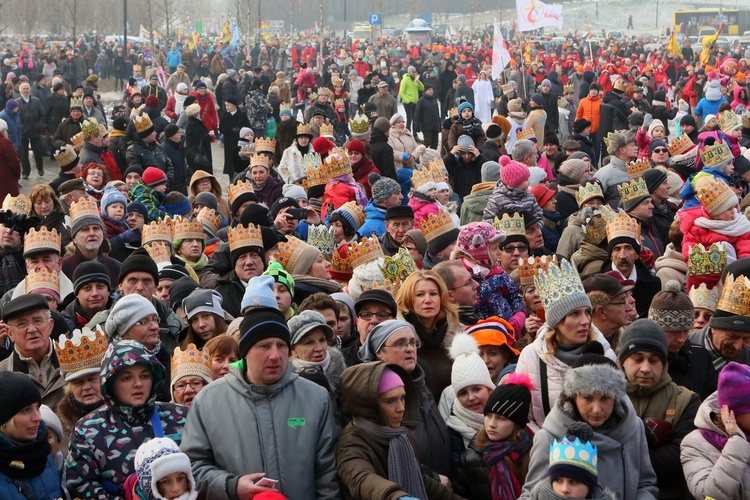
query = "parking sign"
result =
(370, 13, 381, 25)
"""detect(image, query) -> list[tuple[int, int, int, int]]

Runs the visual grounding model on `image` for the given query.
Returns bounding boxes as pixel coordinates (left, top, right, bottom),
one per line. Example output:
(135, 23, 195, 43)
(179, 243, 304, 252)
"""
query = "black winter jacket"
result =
(369, 128, 397, 180)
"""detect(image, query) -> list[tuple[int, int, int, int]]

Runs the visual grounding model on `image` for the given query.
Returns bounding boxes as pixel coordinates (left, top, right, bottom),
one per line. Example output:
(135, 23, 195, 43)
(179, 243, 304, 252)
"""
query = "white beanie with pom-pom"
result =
(449, 334, 495, 394)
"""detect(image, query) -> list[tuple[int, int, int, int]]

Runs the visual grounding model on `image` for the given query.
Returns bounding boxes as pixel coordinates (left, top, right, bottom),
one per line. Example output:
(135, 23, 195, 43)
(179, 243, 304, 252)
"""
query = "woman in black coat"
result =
(218, 98, 250, 176)
(184, 108, 213, 174)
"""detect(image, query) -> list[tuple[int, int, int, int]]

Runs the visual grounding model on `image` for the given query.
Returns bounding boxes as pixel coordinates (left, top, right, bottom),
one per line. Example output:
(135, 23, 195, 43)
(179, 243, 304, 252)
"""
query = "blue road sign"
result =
(370, 13, 381, 25)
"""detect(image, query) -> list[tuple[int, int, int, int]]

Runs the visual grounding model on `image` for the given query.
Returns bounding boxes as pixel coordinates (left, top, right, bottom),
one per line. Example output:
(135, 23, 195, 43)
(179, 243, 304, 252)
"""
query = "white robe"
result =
(472, 79, 494, 124)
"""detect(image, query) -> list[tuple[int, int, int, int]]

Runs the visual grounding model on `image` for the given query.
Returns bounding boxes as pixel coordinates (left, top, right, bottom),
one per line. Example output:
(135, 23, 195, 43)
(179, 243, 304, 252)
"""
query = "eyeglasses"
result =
(173, 379, 207, 392)
(358, 311, 393, 321)
(7, 317, 49, 330)
(449, 278, 475, 290)
(502, 244, 529, 254)
(652, 148, 668, 154)
(384, 338, 421, 349)
(134, 315, 160, 327)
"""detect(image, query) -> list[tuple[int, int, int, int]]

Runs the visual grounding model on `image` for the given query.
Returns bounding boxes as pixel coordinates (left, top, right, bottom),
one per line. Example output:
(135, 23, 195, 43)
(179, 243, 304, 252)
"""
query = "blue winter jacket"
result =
(358, 200, 387, 238)
(0, 109, 21, 151)
(0, 423, 64, 500)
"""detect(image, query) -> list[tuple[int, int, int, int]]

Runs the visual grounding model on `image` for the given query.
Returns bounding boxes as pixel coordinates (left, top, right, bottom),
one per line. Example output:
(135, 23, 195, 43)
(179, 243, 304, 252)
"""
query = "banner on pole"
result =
(515, 0, 563, 32)
(492, 23, 512, 79)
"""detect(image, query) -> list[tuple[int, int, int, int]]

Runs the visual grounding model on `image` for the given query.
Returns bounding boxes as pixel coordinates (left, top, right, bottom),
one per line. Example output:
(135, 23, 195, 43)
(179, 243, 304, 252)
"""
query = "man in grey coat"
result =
(181, 307, 340, 499)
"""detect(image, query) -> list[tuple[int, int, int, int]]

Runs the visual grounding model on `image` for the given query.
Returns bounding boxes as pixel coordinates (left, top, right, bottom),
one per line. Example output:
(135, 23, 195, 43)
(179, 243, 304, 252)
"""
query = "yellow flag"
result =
(524, 41, 532, 63)
(222, 22, 232, 44)
(667, 32, 683, 59)
(700, 23, 724, 65)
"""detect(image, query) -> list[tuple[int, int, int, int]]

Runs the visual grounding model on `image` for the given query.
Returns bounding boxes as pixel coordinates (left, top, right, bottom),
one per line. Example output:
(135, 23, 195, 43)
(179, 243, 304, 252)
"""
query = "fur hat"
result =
(562, 362, 627, 403)
(449, 334, 495, 395)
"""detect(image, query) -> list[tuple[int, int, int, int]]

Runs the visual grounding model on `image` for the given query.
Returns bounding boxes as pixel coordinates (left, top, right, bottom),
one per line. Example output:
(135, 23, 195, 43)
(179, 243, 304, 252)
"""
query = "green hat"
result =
(262, 262, 295, 298)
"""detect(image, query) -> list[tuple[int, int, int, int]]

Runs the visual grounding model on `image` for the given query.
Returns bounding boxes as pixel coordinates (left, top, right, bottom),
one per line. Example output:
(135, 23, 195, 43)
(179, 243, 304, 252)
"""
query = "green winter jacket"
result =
(129, 181, 167, 221)
(399, 75, 424, 105)
(459, 182, 495, 225)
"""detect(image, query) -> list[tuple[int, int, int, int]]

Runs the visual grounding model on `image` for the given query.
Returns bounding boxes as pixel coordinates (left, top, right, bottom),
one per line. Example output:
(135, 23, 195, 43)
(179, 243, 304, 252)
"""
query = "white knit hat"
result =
(40, 404, 62, 442)
(135, 437, 196, 500)
(449, 334, 495, 394)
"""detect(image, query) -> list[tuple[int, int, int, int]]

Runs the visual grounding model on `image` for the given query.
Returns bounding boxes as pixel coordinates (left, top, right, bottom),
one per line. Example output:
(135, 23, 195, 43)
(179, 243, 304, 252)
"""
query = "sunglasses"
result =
(652, 148, 668, 154)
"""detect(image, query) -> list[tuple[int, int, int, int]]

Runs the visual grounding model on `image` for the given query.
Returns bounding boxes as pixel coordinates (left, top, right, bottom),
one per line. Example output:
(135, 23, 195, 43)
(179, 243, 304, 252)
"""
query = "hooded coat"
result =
(187, 170, 231, 220)
(336, 362, 460, 500)
(358, 200, 387, 238)
(180, 360, 339, 499)
(65, 340, 187, 499)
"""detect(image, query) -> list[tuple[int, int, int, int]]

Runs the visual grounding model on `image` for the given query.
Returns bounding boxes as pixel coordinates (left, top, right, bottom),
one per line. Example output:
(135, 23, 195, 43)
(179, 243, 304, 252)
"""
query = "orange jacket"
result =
(575, 96, 602, 134)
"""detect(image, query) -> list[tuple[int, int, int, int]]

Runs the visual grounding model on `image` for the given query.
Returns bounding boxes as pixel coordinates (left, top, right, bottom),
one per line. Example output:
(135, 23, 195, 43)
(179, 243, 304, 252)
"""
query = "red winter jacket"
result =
(679, 205, 750, 260)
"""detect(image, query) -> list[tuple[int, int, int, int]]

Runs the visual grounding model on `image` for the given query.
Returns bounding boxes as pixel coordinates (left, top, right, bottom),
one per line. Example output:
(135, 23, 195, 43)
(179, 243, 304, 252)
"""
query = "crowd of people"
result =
(0, 24, 748, 500)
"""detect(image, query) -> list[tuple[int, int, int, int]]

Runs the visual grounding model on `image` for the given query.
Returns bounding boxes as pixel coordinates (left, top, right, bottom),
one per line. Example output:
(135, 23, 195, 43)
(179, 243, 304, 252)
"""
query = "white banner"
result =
(492, 23, 512, 80)
(515, 0, 564, 32)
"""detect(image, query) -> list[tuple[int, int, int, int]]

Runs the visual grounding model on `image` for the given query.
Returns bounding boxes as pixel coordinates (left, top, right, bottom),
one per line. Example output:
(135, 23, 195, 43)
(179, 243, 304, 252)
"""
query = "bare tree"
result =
(16, 0, 39, 38)
(62, 0, 79, 40)
(160, 0, 179, 40)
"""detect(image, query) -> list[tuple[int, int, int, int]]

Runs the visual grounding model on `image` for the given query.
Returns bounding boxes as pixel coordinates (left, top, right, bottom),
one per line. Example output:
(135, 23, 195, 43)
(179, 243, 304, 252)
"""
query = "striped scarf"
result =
(483, 429, 532, 500)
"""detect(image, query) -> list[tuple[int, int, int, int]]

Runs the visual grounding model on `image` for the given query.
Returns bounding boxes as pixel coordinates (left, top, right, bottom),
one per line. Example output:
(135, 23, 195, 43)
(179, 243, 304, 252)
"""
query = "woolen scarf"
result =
(448, 401, 485, 446)
(0, 424, 52, 478)
(701, 425, 750, 452)
(66, 391, 104, 421)
(694, 212, 750, 236)
(352, 416, 429, 500)
(483, 430, 533, 500)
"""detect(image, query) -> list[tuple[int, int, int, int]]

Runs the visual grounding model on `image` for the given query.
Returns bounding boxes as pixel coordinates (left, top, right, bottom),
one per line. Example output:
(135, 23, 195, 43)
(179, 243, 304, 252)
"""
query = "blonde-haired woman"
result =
(396, 269, 461, 400)
(29, 183, 72, 247)
(514, 259, 615, 432)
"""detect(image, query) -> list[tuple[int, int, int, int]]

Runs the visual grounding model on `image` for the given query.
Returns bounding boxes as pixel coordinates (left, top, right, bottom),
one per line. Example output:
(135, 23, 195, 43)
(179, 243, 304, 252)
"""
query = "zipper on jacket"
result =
(621, 444, 627, 499)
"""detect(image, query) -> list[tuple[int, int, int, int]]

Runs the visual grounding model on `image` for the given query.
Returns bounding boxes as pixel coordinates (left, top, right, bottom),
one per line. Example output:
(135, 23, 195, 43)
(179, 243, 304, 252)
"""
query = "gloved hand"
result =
(644, 417, 673, 447)
(121, 228, 141, 245)
(643, 113, 654, 129)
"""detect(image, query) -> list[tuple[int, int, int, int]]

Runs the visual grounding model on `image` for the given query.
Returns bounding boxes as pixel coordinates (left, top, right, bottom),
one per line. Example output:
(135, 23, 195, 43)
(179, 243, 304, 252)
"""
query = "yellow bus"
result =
(674, 8, 750, 36)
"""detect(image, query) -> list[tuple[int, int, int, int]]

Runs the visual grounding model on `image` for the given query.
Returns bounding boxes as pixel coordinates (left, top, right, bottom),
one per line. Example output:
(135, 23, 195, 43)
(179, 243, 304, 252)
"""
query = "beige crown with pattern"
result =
(519, 255, 558, 287)
(668, 134, 694, 156)
(319, 123, 334, 138)
(254, 137, 276, 156)
(145, 240, 173, 264)
(25, 268, 60, 295)
(718, 112, 742, 133)
(142, 218, 174, 245)
(297, 123, 313, 136)
(228, 223, 263, 253)
(325, 147, 352, 178)
(304, 152, 328, 187)
(227, 180, 255, 206)
(617, 177, 649, 205)
(69, 198, 100, 224)
(71, 132, 84, 151)
(689, 283, 719, 312)
(54, 144, 78, 169)
(718, 274, 750, 316)
(134, 114, 154, 135)
(576, 182, 604, 207)
(172, 216, 205, 241)
(516, 127, 536, 141)
(626, 158, 651, 180)
(348, 236, 385, 269)
(350, 114, 370, 134)
(688, 242, 727, 276)
(54, 326, 108, 381)
(696, 178, 737, 215)
(24, 227, 61, 255)
(196, 207, 222, 235)
(422, 209, 457, 243)
(171, 343, 212, 383)
(493, 212, 526, 238)
(606, 212, 641, 243)
(700, 141, 734, 167)
(2, 194, 30, 215)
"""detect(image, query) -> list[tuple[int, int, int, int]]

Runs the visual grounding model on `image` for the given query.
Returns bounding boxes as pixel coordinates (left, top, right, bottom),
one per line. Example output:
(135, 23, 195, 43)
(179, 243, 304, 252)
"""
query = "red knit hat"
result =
(142, 166, 167, 187)
(499, 155, 530, 188)
(312, 136, 334, 155)
(530, 184, 555, 208)
(145, 95, 160, 108)
(346, 139, 366, 156)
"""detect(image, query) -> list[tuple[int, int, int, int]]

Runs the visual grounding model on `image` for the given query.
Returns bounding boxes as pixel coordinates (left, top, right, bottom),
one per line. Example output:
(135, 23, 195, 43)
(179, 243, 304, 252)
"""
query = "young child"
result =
(262, 262, 295, 321)
(453, 372, 535, 499)
(133, 437, 198, 500)
(636, 114, 666, 159)
(673, 100, 689, 137)
(321, 148, 367, 218)
(530, 422, 613, 499)
(101, 184, 129, 238)
(130, 166, 169, 221)
(448, 101, 487, 150)
(332, 99, 350, 143)
(483, 155, 545, 223)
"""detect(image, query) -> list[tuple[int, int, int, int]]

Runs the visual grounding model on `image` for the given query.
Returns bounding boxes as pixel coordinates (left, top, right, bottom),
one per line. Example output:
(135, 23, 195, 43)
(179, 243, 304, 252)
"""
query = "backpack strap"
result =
(539, 358, 551, 416)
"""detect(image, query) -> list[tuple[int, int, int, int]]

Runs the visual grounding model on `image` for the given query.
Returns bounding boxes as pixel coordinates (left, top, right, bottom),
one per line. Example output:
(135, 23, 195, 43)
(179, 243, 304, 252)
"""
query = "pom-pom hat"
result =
(449, 334, 495, 394)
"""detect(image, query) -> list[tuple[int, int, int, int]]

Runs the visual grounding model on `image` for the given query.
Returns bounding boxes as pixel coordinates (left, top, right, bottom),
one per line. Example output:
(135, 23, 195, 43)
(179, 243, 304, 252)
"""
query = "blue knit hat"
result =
(458, 101, 473, 114)
(100, 185, 127, 219)
(241, 275, 279, 313)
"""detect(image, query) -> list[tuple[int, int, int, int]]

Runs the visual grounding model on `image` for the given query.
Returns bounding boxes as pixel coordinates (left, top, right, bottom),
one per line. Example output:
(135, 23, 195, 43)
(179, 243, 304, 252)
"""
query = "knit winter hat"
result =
(549, 422, 599, 491)
(530, 184, 555, 208)
(182, 289, 223, 321)
(105, 294, 158, 342)
(649, 139, 668, 155)
(370, 174, 401, 203)
(718, 362, 750, 417)
(453, 222, 505, 268)
(648, 280, 695, 332)
(100, 185, 127, 217)
(450, 334, 496, 394)
(358, 319, 416, 362)
(312, 136, 334, 155)
(643, 168, 668, 194)
(241, 275, 279, 312)
(378, 368, 405, 395)
(541, 79, 552, 88)
(135, 437, 196, 500)
(499, 156, 530, 188)
(193, 192, 219, 211)
(618, 318, 668, 365)
(238, 307, 291, 357)
(528, 167, 548, 188)
(483, 372, 534, 425)
(262, 262, 295, 298)
(404, 229, 428, 256)
(73, 261, 111, 294)
(648, 119, 666, 136)
(481, 161, 501, 182)
(485, 123, 503, 141)
(40, 404, 62, 442)
(0, 371, 42, 426)
(457, 101, 474, 114)
(390, 113, 405, 126)
(427, 226, 460, 256)
(282, 183, 308, 202)
(288, 310, 335, 345)
(158, 265, 189, 283)
(457, 135, 475, 150)
(118, 247, 159, 286)
(168, 276, 200, 312)
(466, 317, 520, 357)
(142, 166, 168, 187)
(560, 158, 588, 183)
(346, 139, 367, 156)
(530, 93, 544, 107)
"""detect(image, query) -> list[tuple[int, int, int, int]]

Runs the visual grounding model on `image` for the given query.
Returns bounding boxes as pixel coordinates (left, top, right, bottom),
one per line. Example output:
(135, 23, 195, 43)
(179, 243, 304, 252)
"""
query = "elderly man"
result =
(61, 261, 113, 331)
(181, 307, 339, 499)
(593, 130, 637, 207)
(61, 199, 121, 287)
(215, 224, 267, 317)
(165, 64, 191, 96)
(583, 274, 636, 348)
(368, 81, 398, 120)
(17, 82, 45, 179)
(52, 98, 83, 151)
(341, 289, 398, 367)
(434, 260, 480, 327)
(57, 178, 87, 215)
(379, 206, 414, 257)
(0, 294, 65, 410)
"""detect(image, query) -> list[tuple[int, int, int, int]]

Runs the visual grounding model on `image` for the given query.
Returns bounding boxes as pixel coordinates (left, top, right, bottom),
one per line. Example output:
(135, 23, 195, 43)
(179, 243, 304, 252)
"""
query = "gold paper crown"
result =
(379, 247, 418, 283)
(617, 177, 649, 205)
(583, 206, 619, 245)
(142, 218, 173, 245)
(228, 223, 263, 253)
(71, 132, 84, 151)
(196, 207, 222, 235)
(422, 209, 458, 243)
(493, 212, 526, 237)
(24, 227, 61, 255)
(501, 82, 515, 93)
(304, 152, 328, 187)
(280, 103, 293, 114)
(689, 283, 720, 312)
(307, 225, 336, 255)
(696, 178, 737, 215)
(335, 200, 366, 229)
(2, 194, 30, 215)
(348, 236, 385, 268)
(25, 268, 60, 295)
(411, 167, 438, 190)
(717, 273, 750, 316)
(144, 240, 173, 264)
(227, 180, 255, 207)
(268, 235, 313, 273)
(254, 137, 276, 155)
(80, 117, 100, 140)
(688, 242, 727, 276)
(172, 216, 205, 241)
(668, 134, 694, 156)
(534, 258, 587, 313)
(332, 76, 344, 87)
(319, 123, 334, 138)
(516, 127, 536, 141)
(325, 147, 352, 178)
(68, 197, 99, 223)
(54, 326, 108, 379)
(700, 141, 734, 167)
(350, 114, 370, 134)
(563, 84, 574, 93)
(69, 96, 83, 110)
(334, 98, 345, 108)
(331, 244, 353, 277)
(428, 157, 448, 182)
(626, 158, 651, 179)
(134, 114, 154, 135)
(743, 112, 750, 130)
(99, 124, 108, 137)
(171, 343, 212, 383)
(361, 278, 403, 295)
(54, 144, 78, 168)
(602, 131, 615, 150)
(576, 182, 604, 207)
(519, 255, 558, 286)
(718, 111, 742, 132)
(238, 144, 255, 159)
(297, 123, 313, 136)
(449, 107, 458, 118)
(606, 212, 641, 243)
(250, 154, 270, 168)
